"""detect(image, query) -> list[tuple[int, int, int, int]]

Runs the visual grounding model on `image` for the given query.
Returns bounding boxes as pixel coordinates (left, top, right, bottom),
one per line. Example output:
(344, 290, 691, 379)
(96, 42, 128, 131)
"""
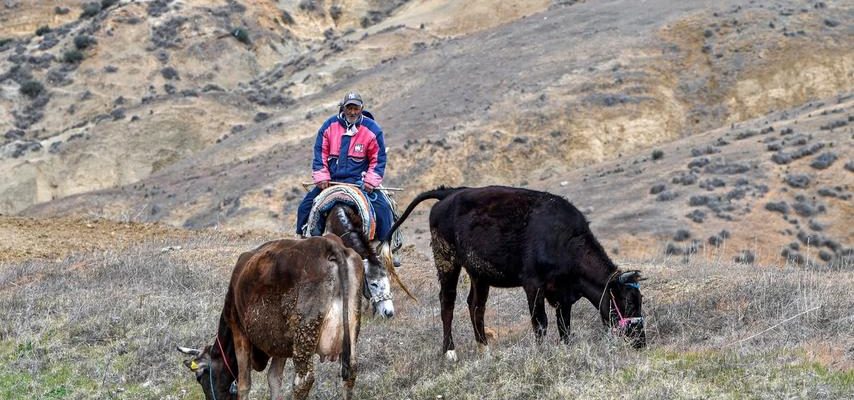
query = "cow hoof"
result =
(444, 350, 458, 362)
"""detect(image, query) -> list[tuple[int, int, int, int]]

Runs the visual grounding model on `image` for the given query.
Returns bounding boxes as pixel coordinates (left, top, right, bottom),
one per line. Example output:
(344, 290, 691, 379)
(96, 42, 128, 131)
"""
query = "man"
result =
(295, 92, 395, 243)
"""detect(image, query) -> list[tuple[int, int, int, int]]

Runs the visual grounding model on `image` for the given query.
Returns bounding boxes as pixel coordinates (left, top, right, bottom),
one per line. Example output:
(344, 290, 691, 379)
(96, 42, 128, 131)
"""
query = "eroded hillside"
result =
(1, 0, 852, 263)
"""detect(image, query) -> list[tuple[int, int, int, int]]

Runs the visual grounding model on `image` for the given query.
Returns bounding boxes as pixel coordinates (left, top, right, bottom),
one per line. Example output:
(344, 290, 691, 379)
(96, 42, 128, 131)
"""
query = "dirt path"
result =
(0, 215, 191, 264)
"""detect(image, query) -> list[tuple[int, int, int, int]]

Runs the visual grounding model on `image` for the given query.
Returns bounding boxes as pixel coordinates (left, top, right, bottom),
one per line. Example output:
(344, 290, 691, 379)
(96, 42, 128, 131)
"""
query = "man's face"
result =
(344, 104, 362, 124)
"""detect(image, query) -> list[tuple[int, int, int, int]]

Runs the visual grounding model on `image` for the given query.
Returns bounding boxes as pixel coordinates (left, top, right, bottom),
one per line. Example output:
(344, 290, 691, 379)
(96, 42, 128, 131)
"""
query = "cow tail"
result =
(336, 248, 353, 382)
(381, 186, 465, 242)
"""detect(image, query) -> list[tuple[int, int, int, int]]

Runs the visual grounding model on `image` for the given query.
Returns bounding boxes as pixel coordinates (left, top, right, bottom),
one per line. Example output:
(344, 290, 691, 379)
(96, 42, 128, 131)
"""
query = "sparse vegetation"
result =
(73, 35, 95, 50)
(35, 26, 52, 36)
(62, 50, 85, 64)
(281, 11, 295, 24)
(0, 234, 851, 399)
(19, 80, 45, 98)
(80, 2, 102, 18)
(54, 6, 70, 15)
(231, 27, 251, 44)
(100, 0, 119, 9)
(651, 149, 664, 160)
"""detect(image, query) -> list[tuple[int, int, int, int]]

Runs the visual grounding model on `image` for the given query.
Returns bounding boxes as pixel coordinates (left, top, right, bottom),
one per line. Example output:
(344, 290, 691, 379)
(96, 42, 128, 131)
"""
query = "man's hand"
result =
(364, 182, 375, 193)
(317, 181, 330, 190)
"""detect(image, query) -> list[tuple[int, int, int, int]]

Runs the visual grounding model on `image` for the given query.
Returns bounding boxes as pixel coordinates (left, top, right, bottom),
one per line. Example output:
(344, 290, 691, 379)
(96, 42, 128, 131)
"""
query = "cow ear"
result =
(176, 346, 202, 356)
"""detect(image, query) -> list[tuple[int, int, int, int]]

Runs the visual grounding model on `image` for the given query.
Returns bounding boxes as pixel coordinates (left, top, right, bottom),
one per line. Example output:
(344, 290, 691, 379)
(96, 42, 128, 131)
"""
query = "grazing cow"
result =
(177, 235, 364, 400)
(383, 186, 646, 360)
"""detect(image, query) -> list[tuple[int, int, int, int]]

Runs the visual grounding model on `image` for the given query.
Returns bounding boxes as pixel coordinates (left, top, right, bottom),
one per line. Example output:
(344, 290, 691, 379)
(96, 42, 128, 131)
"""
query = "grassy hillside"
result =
(0, 226, 851, 399)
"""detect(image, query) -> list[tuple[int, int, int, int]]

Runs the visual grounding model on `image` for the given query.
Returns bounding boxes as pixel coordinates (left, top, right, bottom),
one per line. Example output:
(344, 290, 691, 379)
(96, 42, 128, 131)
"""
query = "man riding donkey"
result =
(296, 91, 403, 266)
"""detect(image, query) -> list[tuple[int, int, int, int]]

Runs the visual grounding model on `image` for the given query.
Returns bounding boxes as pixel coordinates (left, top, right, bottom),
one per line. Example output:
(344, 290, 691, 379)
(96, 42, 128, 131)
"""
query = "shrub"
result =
(231, 28, 251, 44)
(80, 2, 101, 18)
(651, 149, 664, 160)
(101, 0, 119, 8)
(19, 80, 45, 98)
(74, 35, 95, 50)
(36, 26, 52, 36)
(55, 6, 70, 15)
(281, 11, 295, 24)
(63, 50, 85, 63)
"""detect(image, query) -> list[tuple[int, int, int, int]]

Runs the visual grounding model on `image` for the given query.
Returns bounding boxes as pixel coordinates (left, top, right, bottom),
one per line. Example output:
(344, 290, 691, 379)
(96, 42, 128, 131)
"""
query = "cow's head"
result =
(176, 345, 236, 399)
(363, 258, 395, 318)
(603, 270, 646, 348)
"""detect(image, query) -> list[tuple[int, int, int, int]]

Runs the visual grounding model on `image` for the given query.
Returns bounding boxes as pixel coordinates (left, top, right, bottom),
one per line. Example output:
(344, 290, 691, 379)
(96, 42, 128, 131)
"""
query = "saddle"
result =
(303, 185, 405, 254)
(304, 185, 376, 239)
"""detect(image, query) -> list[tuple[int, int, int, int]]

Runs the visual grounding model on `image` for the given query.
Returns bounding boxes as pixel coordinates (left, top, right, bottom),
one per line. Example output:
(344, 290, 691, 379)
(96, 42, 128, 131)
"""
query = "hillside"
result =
(1, 0, 852, 264)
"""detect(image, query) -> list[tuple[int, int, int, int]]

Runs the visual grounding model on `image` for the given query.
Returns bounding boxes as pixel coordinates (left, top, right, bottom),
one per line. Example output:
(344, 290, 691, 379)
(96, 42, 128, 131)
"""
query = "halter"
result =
(609, 292, 644, 331)
(369, 291, 393, 305)
(598, 271, 644, 333)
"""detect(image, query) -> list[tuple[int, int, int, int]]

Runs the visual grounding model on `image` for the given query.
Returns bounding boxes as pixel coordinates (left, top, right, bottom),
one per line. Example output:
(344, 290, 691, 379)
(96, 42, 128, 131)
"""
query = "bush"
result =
(55, 6, 70, 15)
(80, 2, 101, 18)
(19, 80, 45, 98)
(101, 0, 119, 8)
(281, 11, 295, 24)
(231, 28, 251, 44)
(63, 50, 85, 63)
(36, 26, 52, 36)
(74, 35, 95, 50)
(651, 149, 664, 160)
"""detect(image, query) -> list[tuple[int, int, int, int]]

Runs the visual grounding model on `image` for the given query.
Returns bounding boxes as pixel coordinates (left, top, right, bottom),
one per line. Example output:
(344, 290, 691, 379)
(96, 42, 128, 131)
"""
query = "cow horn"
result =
(380, 242, 418, 302)
(176, 346, 202, 356)
(618, 271, 639, 284)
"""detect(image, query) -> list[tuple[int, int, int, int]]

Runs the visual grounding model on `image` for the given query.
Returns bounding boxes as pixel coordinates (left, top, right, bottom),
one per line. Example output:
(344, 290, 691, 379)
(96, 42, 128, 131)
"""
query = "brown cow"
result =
(178, 235, 364, 400)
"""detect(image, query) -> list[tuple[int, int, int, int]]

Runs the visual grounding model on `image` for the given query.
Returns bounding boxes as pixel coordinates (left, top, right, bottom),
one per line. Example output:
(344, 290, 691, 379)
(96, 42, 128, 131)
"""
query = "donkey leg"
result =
(467, 279, 491, 352)
(524, 286, 548, 344)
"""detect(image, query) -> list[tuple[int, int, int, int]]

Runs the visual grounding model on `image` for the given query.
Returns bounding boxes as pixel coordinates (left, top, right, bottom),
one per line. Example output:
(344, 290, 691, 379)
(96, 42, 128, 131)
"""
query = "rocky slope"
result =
(1, 0, 852, 264)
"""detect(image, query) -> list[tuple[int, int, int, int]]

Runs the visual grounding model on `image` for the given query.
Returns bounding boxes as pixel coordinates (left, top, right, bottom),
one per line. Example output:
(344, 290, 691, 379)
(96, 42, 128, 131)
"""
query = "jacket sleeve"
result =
(363, 126, 386, 187)
(311, 121, 332, 183)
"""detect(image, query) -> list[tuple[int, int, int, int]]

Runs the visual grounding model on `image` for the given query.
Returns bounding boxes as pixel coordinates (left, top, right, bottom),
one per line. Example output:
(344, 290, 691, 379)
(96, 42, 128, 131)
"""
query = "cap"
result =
(342, 92, 363, 107)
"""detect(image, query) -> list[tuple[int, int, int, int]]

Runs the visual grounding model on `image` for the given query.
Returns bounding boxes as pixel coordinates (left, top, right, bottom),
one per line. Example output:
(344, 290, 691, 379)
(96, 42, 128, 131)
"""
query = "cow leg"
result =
(292, 326, 319, 400)
(436, 252, 463, 361)
(291, 356, 316, 400)
(467, 279, 491, 352)
(555, 303, 573, 344)
(524, 286, 548, 344)
(231, 332, 253, 399)
(266, 357, 286, 400)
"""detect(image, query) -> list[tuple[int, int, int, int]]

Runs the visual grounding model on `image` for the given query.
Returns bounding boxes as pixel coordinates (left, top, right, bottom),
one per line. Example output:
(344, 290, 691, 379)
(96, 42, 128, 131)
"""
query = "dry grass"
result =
(1, 235, 851, 399)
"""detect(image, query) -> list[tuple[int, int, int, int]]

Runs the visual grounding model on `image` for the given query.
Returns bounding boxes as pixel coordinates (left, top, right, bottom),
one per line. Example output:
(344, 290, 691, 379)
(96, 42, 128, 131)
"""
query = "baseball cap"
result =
(342, 92, 363, 107)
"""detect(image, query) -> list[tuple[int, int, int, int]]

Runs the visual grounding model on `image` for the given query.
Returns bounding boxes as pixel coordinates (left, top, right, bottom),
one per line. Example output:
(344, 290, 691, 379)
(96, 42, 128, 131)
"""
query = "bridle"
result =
(598, 271, 645, 333)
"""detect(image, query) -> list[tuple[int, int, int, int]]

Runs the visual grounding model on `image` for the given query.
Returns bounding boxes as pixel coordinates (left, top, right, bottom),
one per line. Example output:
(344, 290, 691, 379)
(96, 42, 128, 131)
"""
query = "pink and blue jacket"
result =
(311, 113, 386, 188)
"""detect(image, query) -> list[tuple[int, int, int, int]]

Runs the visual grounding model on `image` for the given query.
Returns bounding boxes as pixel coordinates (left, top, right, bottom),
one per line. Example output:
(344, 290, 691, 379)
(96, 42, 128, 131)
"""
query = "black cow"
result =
(384, 186, 646, 360)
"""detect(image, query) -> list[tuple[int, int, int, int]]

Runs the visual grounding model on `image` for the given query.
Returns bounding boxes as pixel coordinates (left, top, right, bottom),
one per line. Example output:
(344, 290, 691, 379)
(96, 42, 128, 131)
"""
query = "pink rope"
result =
(216, 335, 236, 380)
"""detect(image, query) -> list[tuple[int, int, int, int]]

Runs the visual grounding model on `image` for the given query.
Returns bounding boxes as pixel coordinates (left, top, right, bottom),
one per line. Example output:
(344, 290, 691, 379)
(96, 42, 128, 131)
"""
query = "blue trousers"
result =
(296, 187, 394, 240)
